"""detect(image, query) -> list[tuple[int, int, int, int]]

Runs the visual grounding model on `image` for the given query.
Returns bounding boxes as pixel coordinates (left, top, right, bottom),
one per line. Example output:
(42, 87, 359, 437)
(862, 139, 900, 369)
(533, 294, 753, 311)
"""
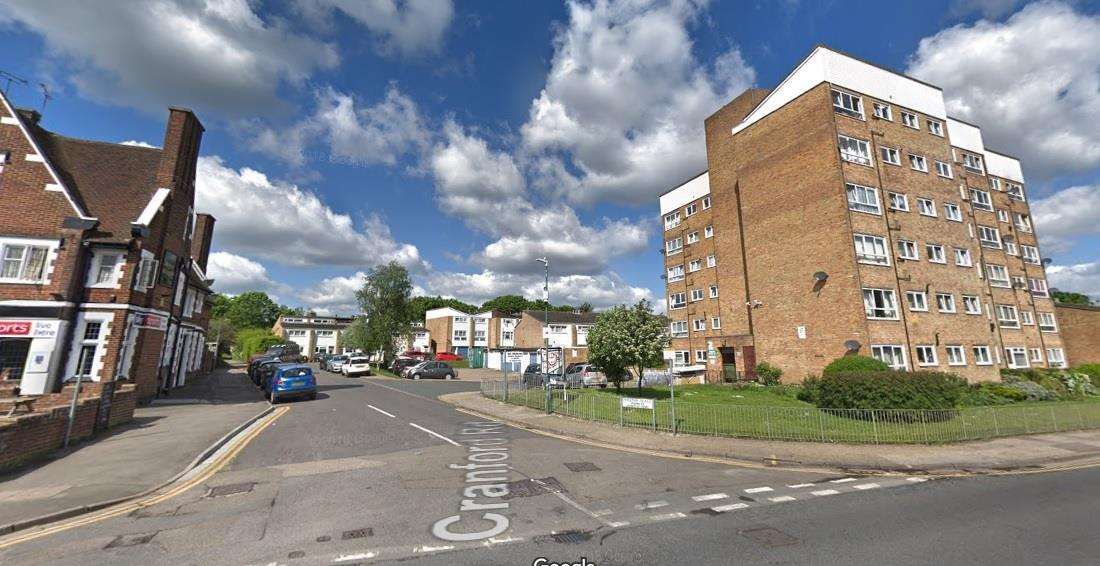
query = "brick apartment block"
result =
(1053, 303, 1100, 366)
(0, 89, 215, 402)
(661, 46, 1066, 383)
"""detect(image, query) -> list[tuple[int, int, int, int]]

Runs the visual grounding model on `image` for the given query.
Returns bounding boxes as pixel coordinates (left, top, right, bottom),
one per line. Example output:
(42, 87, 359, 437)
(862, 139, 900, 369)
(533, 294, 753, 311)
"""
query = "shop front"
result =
(0, 318, 67, 394)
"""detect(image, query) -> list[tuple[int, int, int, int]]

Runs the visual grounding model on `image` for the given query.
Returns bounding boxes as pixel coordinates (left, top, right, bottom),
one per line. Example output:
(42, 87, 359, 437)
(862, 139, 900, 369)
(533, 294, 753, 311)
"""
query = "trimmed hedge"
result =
(815, 370, 967, 414)
(822, 355, 889, 376)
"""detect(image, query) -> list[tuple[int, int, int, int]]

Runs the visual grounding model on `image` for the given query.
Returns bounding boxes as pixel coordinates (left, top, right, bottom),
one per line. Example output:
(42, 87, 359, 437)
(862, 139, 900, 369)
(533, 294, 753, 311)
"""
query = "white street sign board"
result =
(621, 397, 654, 410)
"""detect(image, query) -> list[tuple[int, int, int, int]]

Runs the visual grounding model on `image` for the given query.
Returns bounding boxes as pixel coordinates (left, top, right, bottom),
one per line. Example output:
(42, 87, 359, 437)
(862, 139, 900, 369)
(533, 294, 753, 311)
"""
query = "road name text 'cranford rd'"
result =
(432, 421, 512, 542)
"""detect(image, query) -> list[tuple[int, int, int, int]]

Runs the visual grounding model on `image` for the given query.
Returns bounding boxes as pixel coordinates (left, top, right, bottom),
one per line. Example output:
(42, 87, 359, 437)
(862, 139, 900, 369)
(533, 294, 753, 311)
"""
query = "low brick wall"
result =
(0, 384, 136, 471)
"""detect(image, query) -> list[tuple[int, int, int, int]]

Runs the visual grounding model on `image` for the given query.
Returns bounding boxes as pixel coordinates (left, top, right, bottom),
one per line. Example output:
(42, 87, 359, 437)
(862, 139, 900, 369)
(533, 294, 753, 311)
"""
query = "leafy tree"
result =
(357, 262, 415, 364)
(341, 317, 369, 354)
(480, 294, 530, 314)
(577, 302, 594, 313)
(587, 299, 668, 392)
(233, 328, 282, 361)
(207, 318, 236, 357)
(223, 291, 282, 329)
(209, 293, 232, 319)
(1053, 291, 1093, 305)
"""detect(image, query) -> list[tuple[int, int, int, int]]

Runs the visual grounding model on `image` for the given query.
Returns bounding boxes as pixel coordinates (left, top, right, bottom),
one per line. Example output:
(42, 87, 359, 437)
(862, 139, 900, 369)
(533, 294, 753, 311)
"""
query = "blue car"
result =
(263, 364, 317, 403)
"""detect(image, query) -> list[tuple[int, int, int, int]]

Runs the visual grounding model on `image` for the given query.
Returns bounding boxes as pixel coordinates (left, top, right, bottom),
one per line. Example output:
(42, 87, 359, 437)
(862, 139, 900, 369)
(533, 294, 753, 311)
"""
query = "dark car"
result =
(248, 355, 278, 384)
(391, 357, 421, 375)
(522, 364, 548, 387)
(253, 359, 286, 387)
(407, 361, 455, 380)
(263, 364, 317, 403)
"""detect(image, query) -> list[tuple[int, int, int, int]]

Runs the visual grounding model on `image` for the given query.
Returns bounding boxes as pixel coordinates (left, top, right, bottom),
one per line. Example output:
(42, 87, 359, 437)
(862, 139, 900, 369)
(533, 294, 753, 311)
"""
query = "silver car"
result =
(565, 364, 607, 388)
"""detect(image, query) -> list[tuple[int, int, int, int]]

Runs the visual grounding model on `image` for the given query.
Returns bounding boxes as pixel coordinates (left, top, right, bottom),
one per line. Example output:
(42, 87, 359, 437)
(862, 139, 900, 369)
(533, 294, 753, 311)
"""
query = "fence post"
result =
(871, 410, 880, 444)
(1023, 408, 1031, 434)
(1076, 404, 1085, 430)
(818, 411, 826, 442)
(920, 411, 930, 444)
(503, 378, 508, 403)
(651, 407, 656, 431)
(991, 406, 1000, 437)
(546, 386, 552, 415)
(619, 401, 623, 427)
(1050, 406, 1059, 433)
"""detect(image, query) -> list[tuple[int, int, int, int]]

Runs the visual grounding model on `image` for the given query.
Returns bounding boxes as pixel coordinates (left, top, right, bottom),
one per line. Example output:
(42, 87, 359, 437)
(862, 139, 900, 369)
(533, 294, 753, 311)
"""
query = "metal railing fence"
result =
(480, 378, 1100, 445)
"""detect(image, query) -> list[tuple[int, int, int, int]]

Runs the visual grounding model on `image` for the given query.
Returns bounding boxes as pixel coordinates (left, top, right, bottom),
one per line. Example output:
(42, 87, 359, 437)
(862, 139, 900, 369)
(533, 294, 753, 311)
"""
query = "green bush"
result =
(1057, 372, 1096, 397)
(1002, 380, 1056, 401)
(822, 355, 889, 376)
(754, 362, 783, 386)
(1073, 363, 1100, 381)
(958, 383, 1027, 406)
(797, 376, 821, 404)
(815, 371, 967, 415)
(233, 328, 283, 361)
(1002, 368, 1069, 398)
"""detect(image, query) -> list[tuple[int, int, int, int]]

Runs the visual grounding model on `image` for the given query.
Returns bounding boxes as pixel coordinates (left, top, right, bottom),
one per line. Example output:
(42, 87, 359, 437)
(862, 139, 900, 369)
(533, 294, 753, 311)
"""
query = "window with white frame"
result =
(686, 231, 699, 244)
(888, 192, 908, 211)
(690, 288, 704, 302)
(962, 153, 984, 173)
(704, 225, 713, 238)
(702, 196, 711, 209)
(695, 350, 708, 363)
(709, 285, 718, 298)
(897, 239, 919, 260)
(1007, 184, 1025, 201)
(927, 244, 946, 264)
(996, 304, 1020, 328)
(666, 237, 683, 255)
(934, 160, 952, 178)
(846, 183, 880, 214)
(670, 321, 688, 338)
(997, 209, 1010, 223)
(1020, 310, 1034, 325)
(969, 188, 993, 211)
(669, 292, 686, 309)
(906, 291, 928, 312)
(1038, 312, 1057, 332)
(711, 316, 721, 329)
(973, 345, 992, 365)
(1012, 275, 1027, 289)
(1004, 241, 1018, 256)
(955, 248, 973, 267)
(287, 329, 306, 337)
(1046, 348, 1066, 368)
(692, 319, 705, 332)
(689, 259, 701, 272)
(978, 225, 1002, 248)
(873, 102, 892, 120)
(707, 254, 716, 268)
(863, 288, 899, 319)
(1005, 347, 1029, 369)
(916, 345, 938, 366)
(909, 154, 928, 172)
(963, 295, 982, 315)
(1021, 245, 1040, 264)
(986, 264, 1010, 287)
(901, 111, 919, 129)
(663, 211, 681, 230)
(838, 135, 873, 166)
(685, 203, 697, 216)
(928, 120, 944, 136)
(75, 321, 104, 378)
(1029, 278, 1049, 297)
(673, 351, 689, 366)
(880, 146, 901, 165)
(1015, 213, 1032, 232)
(831, 89, 864, 118)
(134, 252, 159, 291)
(946, 345, 966, 366)
(990, 178, 1002, 191)
(944, 203, 962, 221)
(917, 198, 937, 217)
(937, 293, 957, 313)
(88, 251, 124, 287)
(871, 345, 908, 370)
(453, 329, 468, 341)
(0, 240, 53, 283)
(667, 264, 684, 282)
(854, 234, 890, 265)
(1029, 348, 1043, 363)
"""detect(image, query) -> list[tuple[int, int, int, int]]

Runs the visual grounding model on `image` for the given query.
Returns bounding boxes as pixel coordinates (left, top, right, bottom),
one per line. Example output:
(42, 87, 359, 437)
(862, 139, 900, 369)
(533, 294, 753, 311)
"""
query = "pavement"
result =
(0, 365, 268, 532)
(444, 391, 1100, 474)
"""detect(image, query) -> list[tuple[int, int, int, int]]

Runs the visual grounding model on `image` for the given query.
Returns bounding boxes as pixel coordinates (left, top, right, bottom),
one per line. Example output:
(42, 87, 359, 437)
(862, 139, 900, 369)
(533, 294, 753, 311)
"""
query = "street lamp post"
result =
(536, 257, 550, 412)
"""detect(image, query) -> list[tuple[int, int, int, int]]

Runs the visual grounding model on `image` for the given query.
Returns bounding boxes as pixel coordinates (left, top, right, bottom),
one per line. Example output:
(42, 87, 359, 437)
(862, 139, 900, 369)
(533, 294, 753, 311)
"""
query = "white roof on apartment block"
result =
(659, 171, 709, 215)
(425, 307, 469, 319)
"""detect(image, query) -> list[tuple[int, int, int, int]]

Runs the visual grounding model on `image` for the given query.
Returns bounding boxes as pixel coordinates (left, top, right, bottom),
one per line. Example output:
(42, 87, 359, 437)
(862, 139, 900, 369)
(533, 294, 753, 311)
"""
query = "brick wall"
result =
(1056, 304, 1100, 365)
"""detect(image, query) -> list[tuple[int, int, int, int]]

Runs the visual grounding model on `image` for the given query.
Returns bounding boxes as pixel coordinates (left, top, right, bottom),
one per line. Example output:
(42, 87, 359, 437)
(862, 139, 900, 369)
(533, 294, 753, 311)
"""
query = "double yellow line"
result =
(0, 406, 289, 551)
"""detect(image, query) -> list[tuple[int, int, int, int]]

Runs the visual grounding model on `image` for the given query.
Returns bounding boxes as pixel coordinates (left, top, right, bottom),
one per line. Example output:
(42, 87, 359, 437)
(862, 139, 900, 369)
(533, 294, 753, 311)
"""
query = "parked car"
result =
(407, 361, 455, 380)
(264, 364, 317, 403)
(391, 357, 421, 375)
(315, 352, 331, 368)
(401, 361, 427, 379)
(435, 352, 464, 362)
(565, 364, 607, 388)
(342, 356, 372, 377)
(327, 355, 349, 373)
(522, 364, 554, 387)
(251, 358, 285, 386)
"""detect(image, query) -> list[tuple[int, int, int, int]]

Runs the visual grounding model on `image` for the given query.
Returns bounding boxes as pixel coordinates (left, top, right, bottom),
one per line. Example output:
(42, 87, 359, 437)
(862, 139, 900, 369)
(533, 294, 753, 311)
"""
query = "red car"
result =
(435, 352, 464, 361)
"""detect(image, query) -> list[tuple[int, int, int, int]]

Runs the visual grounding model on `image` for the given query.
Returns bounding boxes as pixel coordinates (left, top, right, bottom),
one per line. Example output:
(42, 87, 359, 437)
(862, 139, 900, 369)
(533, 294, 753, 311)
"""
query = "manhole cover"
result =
(316, 535, 331, 542)
(550, 530, 593, 544)
(288, 550, 306, 559)
(740, 526, 798, 548)
(563, 462, 601, 472)
(206, 482, 255, 498)
(504, 477, 566, 499)
(342, 528, 374, 540)
(105, 532, 158, 549)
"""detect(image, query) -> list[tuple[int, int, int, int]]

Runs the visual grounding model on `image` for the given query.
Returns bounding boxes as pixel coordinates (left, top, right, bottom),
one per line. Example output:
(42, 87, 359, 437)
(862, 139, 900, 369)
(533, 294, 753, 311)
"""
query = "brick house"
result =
(661, 46, 1065, 383)
(272, 313, 356, 359)
(0, 89, 215, 402)
(512, 310, 596, 369)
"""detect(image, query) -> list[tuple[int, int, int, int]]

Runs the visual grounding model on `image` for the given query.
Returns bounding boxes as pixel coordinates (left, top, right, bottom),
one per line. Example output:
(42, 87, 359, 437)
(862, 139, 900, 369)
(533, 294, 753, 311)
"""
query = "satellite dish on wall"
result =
(844, 340, 861, 353)
(813, 271, 829, 282)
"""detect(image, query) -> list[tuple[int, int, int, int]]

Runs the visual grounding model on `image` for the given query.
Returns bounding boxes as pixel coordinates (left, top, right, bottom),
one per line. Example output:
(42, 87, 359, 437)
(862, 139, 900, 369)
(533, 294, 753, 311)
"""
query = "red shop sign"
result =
(0, 321, 32, 336)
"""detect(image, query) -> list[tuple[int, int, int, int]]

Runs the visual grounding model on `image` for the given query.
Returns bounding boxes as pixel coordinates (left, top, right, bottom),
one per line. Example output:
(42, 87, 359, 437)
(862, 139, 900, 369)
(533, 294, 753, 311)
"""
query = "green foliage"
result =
(222, 291, 282, 329)
(1001, 380, 1056, 401)
(233, 328, 282, 361)
(822, 355, 890, 375)
(815, 371, 968, 412)
(357, 262, 415, 363)
(478, 294, 529, 315)
(797, 376, 821, 404)
(1002, 368, 1070, 398)
(340, 317, 369, 353)
(587, 300, 668, 391)
(1052, 290, 1093, 305)
(1073, 364, 1100, 381)
(958, 383, 1028, 406)
(754, 362, 783, 386)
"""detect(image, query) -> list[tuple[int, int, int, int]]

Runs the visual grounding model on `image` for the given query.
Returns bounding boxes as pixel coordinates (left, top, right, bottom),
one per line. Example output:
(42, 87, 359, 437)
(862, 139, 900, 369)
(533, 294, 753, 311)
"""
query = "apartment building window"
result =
(1038, 312, 1057, 332)
(943, 203, 962, 222)
(888, 192, 909, 211)
(1007, 184, 1025, 201)
(838, 135, 873, 166)
(963, 295, 982, 315)
(906, 291, 928, 312)
(873, 102, 892, 120)
(704, 225, 713, 238)
(846, 183, 880, 214)
(711, 316, 721, 329)
(709, 285, 718, 298)
(935, 161, 953, 178)
(945, 346, 966, 366)
(880, 146, 901, 165)
(909, 154, 928, 173)
(1005, 347, 1029, 369)
(474, 330, 487, 342)
(673, 351, 690, 366)
(670, 321, 688, 338)
(665, 237, 683, 255)
(987, 264, 1010, 287)
(897, 240, 919, 260)
(134, 254, 159, 291)
(973, 345, 993, 365)
(927, 120, 944, 136)
(690, 288, 704, 302)
(990, 178, 1002, 191)
(663, 211, 681, 230)
(978, 225, 1002, 249)
(695, 350, 708, 363)
(1028, 348, 1043, 363)
(901, 111, 919, 129)
(863, 288, 899, 320)
(453, 329, 468, 341)
(917, 198, 936, 217)
(969, 188, 993, 211)
(689, 259, 701, 272)
(89, 252, 123, 287)
(916, 345, 938, 366)
(926, 244, 946, 264)
(669, 292, 686, 310)
(686, 231, 700, 244)
(692, 319, 706, 332)
(1046, 348, 1066, 368)
(1020, 310, 1034, 325)
(1030, 278, 1049, 298)
(962, 153, 985, 174)
(1012, 275, 1026, 289)
(667, 265, 684, 282)
(75, 322, 103, 378)
(1021, 245, 1040, 265)
(854, 234, 890, 265)
(955, 248, 973, 267)
(702, 196, 711, 209)
(287, 329, 307, 337)
(997, 305, 1020, 328)
(1015, 214, 1032, 232)
(685, 203, 697, 216)
(871, 345, 908, 370)
(936, 293, 956, 313)
(707, 254, 716, 268)
(1004, 241, 1018, 256)
(997, 209, 1010, 223)
(0, 242, 51, 283)
(832, 89, 864, 119)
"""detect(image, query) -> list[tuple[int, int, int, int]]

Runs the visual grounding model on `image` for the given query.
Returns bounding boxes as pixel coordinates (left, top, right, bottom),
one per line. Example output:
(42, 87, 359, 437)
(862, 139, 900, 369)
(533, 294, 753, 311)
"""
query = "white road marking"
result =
(787, 483, 815, 488)
(812, 489, 840, 496)
(592, 509, 614, 517)
(744, 487, 774, 494)
(409, 423, 460, 446)
(830, 477, 858, 483)
(483, 536, 523, 546)
(853, 483, 881, 490)
(712, 503, 750, 512)
(650, 512, 687, 522)
(692, 493, 729, 502)
(635, 500, 670, 510)
(414, 545, 455, 553)
(334, 552, 377, 562)
(608, 521, 630, 528)
(368, 405, 396, 418)
(907, 477, 928, 482)
(768, 496, 797, 502)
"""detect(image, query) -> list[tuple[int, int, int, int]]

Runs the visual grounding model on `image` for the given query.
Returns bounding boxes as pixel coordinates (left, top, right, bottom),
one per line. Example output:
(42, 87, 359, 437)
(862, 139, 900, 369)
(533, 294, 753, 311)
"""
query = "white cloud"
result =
(907, 1, 1100, 180)
(195, 156, 424, 270)
(295, 0, 454, 56)
(297, 271, 367, 314)
(1, 0, 339, 116)
(119, 140, 158, 148)
(420, 269, 653, 310)
(1047, 262, 1100, 299)
(1031, 184, 1100, 253)
(520, 0, 755, 205)
(206, 251, 288, 297)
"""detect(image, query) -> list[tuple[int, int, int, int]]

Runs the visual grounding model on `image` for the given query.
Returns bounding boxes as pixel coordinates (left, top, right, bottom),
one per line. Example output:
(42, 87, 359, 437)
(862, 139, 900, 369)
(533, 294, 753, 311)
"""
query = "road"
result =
(1, 368, 1097, 565)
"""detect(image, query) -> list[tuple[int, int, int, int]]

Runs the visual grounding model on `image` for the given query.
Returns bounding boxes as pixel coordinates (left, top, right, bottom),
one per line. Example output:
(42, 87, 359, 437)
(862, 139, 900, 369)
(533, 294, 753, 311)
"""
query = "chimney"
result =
(190, 213, 216, 271)
(154, 106, 204, 195)
(15, 108, 42, 126)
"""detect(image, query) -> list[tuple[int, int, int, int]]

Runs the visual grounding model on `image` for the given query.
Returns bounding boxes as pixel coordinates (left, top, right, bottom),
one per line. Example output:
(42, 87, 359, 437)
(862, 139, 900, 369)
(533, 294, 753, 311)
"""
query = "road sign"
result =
(620, 397, 654, 410)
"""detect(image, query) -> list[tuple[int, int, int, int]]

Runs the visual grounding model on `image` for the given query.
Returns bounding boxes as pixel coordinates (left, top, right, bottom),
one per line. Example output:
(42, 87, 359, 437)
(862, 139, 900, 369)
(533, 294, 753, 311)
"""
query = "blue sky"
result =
(2, 0, 1097, 314)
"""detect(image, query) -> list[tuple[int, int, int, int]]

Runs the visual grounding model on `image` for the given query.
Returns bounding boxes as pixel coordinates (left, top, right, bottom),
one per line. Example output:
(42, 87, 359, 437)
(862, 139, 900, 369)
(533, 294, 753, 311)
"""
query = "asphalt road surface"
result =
(2, 368, 1097, 565)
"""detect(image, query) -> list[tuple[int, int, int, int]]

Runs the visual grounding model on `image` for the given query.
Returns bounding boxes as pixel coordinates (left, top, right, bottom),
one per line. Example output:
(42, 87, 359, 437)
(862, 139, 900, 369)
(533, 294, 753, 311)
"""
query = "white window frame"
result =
(936, 293, 957, 313)
(928, 120, 944, 136)
(134, 250, 159, 291)
(667, 265, 685, 282)
(704, 225, 713, 238)
(954, 247, 973, 267)
(1020, 310, 1034, 326)
(1007, 184, 1025, 202)
(946, 345, 966, 366)
(1004, 241, 1018, 256)
(838, 135, 873, 166)
(1029, 278, 1049, 298)
(0, 237, 57, 285)
(711, 316, 721, 330)
(854, 233, 890, 266)
(916, 345, 938, 367)
(695, 350, 708, 363)
(909, 154, 928, 173)
(686, 231, 699, 245)
(702, 196, 711, 209)
(872, 102, 892, 121)
(986, 264, 1010, 287)
(926, 243, 947, 264)
(880, 146, 901, 166)
(997, 209, 1010, 223)
(962, 295, 982, 315)
(1046, 348, 1066, 368)
(663, 211, 681, 230)
(685, 203, 697, 217)
(871, 344, 908, 370)
(1015, 213, 1032, 233)
(997, 305, 1020, 329)
(669, 292, 686, 310)
(87, 250, 125, 289)
(863, 288, 899, 320)
(688, 259, 702, 272)
(831, 89, 864, 119)
(1038, 312, 1057, 333)
(706, 254, 716, 268)
(1005, 347, 1029, 369)
(666, 237, 683, 255)
(689, 288, 704, 302)
(917, 197, 937, 217)
(990, 178, 1002, 191)
(906, 291, 928, 312)
(670, 321, 688, 338)
(897, 239, 919, 261)
(846, 183, 881, 214)
(969, 188, 993, 211)
(1029, 348, 1042, 363)
(692, 318, 706, 332)
(901, 111, 919, 129)
(973, 345, 992, 365)
(943, 202, 962, 221)
(978, 225, 1002, 249)
(1021, 245, 1040, 265)
(709, 285, 718, 298)
(962, 153, 985, 174)
(888, 192, 908, 211)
